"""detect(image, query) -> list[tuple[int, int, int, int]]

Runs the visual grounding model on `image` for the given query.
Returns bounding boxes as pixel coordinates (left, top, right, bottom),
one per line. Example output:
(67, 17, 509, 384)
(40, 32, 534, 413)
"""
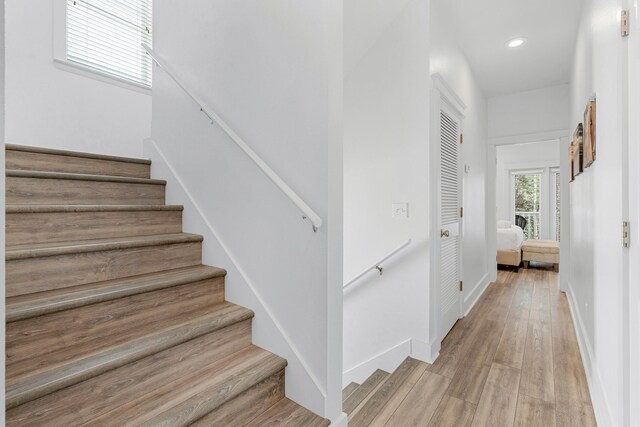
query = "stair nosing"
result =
(6, 169, 165, 185)
(342, 382, 360, 403)
(5, 143, 152, 165)
(6, 265, 226, 322)
(6, 233, 204, 261)
(6, 303, 255, 409)
(6, 204, 184, 213)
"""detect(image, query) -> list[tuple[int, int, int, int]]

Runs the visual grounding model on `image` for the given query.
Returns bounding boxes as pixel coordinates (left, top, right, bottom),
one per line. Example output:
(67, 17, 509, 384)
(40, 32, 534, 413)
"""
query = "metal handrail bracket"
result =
(343, 239, 412, 291)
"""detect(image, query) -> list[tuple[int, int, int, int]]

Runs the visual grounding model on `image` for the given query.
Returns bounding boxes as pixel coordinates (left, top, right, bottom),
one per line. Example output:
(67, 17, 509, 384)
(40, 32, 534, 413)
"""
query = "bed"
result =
(497, 220, 524, 271)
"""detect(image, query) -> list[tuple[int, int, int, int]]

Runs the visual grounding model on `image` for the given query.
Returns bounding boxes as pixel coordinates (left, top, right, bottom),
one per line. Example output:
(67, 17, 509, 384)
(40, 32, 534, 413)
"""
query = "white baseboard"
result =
(342, 337, 439, 387)
(144, 138, 328, 416)
(330, 412, 348, 427)
(464, 272, 490, 316)
(410, 338, 435, 363)
(565, 282, 615, 427)
(342, 339, 412, 386)
(429, 336, 441, 363)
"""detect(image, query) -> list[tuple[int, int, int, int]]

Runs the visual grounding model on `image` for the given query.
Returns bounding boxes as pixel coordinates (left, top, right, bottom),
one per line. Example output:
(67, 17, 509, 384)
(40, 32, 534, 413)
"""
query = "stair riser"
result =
(7, 278, 226, 363)
(6, 210, 183, 245)
(6, 319, 253, 412)
(6, 149, 150, 178)
(191, 370, 285, 426)
(6, 242, 202, 297)
(6, 176, 165, 205)
(7, 270, 225, 323)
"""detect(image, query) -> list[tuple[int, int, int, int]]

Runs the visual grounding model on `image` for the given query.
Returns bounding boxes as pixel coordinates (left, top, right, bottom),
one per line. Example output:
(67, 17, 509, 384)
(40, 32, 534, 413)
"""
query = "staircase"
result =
(341, 357, 434, 427)
(5, 144, 329, 426)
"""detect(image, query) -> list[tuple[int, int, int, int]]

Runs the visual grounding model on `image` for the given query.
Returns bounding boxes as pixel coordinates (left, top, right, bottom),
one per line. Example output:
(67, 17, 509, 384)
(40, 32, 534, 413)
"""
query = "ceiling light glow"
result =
(507, 38, 526, 48)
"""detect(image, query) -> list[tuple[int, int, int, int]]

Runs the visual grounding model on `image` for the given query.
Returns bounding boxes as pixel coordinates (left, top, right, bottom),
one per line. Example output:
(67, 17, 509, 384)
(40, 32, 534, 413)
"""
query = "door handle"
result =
(440, 229, 450, 238)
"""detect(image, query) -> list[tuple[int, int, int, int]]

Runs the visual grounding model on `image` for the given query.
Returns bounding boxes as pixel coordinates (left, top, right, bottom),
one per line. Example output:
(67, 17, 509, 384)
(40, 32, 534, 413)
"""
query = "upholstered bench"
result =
(522, 240, 560, 272)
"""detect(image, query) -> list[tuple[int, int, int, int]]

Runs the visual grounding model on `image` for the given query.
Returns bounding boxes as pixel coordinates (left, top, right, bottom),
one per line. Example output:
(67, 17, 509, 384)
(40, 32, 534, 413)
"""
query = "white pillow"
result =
(497, 220, 512, 229)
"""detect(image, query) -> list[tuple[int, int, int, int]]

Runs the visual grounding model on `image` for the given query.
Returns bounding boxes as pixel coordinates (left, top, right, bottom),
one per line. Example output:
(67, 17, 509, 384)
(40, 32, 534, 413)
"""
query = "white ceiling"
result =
(437, 0, 584, 97)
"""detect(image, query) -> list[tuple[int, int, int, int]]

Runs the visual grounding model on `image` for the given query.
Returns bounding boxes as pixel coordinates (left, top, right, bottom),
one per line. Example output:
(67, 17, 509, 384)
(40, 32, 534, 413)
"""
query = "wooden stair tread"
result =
(8, 345, 285, 426)
(6, 301, 253, 408)
(5, 143, 152, 164)
(6, 204, 183, 213)
(245, 398, 330, 427)
(7, 265, 226, 322)
(342, 382, 360, 402)
(349, 357, 423, 427)
(343, 369, 390, 415)
(6, 169, 165, 185)
(6, 232, 203, 260)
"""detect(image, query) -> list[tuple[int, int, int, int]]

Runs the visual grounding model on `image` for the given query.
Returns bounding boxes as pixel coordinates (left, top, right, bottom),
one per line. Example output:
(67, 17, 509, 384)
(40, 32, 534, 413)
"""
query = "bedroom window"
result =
(513, 172, 542, 240)
(60, 0, 153, 88)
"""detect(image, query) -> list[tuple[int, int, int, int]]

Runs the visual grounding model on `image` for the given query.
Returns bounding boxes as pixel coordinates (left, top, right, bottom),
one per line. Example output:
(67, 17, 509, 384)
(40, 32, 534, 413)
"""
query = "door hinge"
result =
(460, 281, 463, 292)
(622, 10, 630, 37)
(623, 221, 631, 248)
(460, 207, 464, 218)
(460, 134, 464, 144)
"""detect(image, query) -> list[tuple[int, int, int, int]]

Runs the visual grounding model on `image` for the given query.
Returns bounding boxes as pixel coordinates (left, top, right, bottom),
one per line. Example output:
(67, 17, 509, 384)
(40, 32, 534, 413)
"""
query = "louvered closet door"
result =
(439, 109, 462, 341)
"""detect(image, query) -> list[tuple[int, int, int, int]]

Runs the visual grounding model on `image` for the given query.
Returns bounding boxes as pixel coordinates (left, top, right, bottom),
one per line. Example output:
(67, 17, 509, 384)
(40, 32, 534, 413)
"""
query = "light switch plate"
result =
(392, 203, 409, 219)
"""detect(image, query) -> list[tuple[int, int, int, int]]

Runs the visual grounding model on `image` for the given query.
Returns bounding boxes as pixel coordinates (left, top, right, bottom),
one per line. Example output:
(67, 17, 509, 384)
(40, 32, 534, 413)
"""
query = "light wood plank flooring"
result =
(343, 267, 597, 426)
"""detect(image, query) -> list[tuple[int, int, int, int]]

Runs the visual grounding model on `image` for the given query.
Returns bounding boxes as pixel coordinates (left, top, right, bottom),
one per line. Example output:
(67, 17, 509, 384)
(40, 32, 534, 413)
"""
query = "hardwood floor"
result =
(343, 267, 597, 426)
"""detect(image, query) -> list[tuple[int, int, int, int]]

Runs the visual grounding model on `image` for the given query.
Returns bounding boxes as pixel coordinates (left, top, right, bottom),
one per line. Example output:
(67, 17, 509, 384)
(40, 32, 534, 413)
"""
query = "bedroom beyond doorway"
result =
(495, 140, 562, 272)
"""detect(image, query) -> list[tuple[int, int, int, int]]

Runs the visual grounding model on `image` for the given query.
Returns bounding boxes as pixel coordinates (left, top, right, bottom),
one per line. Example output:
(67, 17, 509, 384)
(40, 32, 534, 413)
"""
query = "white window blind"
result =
(66, 0, 152, 88)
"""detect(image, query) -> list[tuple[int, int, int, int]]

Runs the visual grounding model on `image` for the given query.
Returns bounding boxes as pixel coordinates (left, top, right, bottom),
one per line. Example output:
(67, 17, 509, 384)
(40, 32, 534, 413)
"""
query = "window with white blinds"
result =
(66, 0, 152, 88)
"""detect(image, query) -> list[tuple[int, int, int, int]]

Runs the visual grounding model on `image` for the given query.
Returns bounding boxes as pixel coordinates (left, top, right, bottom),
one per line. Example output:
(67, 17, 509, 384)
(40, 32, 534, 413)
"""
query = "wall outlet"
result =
(392, 203, 409, 219)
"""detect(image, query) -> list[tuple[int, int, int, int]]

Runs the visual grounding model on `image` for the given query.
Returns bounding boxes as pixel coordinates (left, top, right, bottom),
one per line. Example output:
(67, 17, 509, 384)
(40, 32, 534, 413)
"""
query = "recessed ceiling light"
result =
(507, 38, 526, 48)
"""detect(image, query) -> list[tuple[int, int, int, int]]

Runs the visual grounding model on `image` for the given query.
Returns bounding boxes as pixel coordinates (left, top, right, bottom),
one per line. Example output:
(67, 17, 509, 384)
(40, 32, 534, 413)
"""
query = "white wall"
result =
(342, 0, 431, 385)
(626, 3, 640, 427)
(567, 0, 628, 425)
(342, 0, 489, 385)
(430, 0, 489, 322)
(4, 0, 151, 158)
(489, 84, 570, 144)
(343, 0, 412, 76)
(495, 140, 560, 240)
(148, 0, 343, 422)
